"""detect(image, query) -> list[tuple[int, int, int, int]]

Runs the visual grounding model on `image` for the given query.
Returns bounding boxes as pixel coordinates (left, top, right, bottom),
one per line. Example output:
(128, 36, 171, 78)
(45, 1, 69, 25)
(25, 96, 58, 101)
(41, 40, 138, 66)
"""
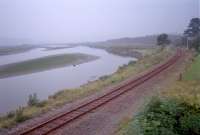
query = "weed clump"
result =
(15, 107, 29, 123)
(27, 93, 39, 106)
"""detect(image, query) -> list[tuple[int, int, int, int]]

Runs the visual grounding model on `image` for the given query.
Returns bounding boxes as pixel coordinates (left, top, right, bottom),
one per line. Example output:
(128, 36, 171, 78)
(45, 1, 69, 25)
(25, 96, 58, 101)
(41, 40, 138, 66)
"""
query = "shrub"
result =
(15, 107, 29, 123)
(180, 113, 200, 134)
(27, 93, 39, 106)
(6, 111, 15, 119)
(128, 61, 136, 65)
(36, 100, 48, 107)
(131, 98, 200, 135)
(99, 75, 109, 80)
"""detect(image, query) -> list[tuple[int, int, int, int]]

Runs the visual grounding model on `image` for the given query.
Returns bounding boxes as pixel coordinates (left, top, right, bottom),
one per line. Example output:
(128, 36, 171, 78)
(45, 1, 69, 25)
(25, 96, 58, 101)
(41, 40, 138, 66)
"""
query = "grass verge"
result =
(183, 54, 200, 80)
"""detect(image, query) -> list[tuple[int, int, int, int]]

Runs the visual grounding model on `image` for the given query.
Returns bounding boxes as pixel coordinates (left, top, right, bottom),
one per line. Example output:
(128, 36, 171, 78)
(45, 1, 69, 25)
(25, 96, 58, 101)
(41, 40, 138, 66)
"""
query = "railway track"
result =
(11, 49, 182, 135)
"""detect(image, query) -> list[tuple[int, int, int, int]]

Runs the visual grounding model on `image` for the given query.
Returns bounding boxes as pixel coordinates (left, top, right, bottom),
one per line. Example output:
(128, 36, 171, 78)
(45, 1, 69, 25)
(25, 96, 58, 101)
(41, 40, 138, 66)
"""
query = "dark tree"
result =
(184, 18, 200, 52)
(184, 18, 200, 37)
(157, 33, 170, 47)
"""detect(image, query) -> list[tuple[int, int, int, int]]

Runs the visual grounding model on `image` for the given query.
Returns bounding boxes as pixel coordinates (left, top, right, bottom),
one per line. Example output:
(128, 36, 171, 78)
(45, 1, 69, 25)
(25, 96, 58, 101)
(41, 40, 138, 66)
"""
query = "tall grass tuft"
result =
(27, 93, 39, 106)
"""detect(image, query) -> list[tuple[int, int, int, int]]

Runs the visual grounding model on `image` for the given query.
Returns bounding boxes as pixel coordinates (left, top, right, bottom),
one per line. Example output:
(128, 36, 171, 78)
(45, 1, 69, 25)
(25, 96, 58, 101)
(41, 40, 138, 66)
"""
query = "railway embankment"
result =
(0, 47, 174, 132)
(116, 51, 200, 135)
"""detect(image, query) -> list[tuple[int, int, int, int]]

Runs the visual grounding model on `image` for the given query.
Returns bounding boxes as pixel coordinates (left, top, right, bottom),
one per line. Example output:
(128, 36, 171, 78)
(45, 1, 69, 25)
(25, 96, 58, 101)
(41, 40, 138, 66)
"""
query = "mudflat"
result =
(0, 53, 99, 78)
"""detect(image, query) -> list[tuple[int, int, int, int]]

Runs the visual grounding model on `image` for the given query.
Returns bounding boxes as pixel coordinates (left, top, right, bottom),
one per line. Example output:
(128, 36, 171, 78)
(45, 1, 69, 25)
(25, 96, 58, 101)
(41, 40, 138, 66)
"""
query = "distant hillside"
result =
(86, 34, 181, 48)
(0, 38, 31, 46)
(106, 36, 157, 46)
(84, 34, 181, 58)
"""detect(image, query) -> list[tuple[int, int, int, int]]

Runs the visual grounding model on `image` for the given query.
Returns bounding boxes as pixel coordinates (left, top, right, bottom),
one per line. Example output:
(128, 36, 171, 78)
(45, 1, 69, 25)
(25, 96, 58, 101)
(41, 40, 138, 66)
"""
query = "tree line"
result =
(157, 18, 200, 52)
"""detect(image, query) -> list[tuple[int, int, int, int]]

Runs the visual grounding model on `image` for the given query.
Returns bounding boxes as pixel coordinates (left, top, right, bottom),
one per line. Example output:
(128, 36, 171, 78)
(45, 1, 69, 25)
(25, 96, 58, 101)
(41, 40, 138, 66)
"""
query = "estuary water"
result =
(0, 46, 136, 114)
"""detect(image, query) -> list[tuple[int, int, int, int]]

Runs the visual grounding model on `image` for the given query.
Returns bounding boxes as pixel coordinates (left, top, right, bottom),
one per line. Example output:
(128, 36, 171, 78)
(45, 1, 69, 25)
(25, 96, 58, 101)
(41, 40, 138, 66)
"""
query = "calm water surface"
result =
(0, 46, 135, 114)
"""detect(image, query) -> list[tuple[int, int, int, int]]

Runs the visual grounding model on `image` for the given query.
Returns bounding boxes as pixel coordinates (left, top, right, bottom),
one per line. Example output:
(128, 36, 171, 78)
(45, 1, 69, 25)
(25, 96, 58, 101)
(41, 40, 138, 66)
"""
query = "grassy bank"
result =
(117, 53, 200, 135)
(0, 47, 174, 129)
(88, 44, 155, 58)
(0, 53, 98, 78)
(161, 54, 200, 108)
(183, 54, 200, 80)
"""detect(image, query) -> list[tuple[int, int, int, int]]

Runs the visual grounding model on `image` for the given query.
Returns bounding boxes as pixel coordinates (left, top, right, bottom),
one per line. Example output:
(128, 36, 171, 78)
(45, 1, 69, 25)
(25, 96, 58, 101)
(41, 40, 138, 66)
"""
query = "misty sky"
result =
(0, 0, 199, 44)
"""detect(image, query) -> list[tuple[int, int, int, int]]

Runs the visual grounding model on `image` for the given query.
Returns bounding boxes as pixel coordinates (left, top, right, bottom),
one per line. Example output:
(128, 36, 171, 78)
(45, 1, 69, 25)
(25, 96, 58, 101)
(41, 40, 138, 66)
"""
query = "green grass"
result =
(0, 53, 98, 78)
(165, 54, 200, 105)
(0, 48, 174, 129)
(160, 53, 200, 107)
(162, 81, 200, 107)
(184, 54, 200, 80)
(160, 53, 200, 108)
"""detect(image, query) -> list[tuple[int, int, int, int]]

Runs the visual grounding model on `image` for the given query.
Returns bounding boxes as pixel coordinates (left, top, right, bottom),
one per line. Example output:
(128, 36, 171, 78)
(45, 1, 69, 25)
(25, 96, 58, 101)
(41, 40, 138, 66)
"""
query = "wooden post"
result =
(179, 73, 182, 81)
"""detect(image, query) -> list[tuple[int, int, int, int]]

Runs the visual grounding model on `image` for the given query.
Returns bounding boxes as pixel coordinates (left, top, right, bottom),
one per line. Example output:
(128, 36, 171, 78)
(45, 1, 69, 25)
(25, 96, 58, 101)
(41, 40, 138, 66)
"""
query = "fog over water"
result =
(0, 0, 199, 45)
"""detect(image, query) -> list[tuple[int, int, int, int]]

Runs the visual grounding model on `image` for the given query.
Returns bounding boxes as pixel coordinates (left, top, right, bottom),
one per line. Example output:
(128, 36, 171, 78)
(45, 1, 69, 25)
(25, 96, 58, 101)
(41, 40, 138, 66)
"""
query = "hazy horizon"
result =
(0, 0, 199, 45)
